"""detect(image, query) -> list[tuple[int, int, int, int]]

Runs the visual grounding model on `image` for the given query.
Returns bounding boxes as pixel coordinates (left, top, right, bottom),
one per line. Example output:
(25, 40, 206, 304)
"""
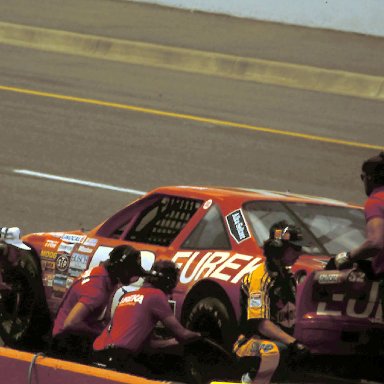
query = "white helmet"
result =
(0, 227, 31, 250)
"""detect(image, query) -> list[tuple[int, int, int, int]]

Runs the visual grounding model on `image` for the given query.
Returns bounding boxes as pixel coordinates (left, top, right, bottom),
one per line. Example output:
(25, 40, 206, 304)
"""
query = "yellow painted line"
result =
(1, 85, 383, 150)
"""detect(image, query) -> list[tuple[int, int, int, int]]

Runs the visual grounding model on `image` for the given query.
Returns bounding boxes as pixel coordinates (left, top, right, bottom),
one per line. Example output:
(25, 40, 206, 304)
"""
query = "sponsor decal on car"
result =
(348, 271, 366, 283)
(172, 251, 261, 284)
(44, 240, 59, 250)
(57, 242, 75, 254)
(83, 237, 98, 247)
(42, 260, 56, 271)
(66, 277, 74, 289)
(317, 272, 342, 285)
(78, 245, 94, 254)
(69, 253, 89, 272)
(43, 273, 55, 287)
(55, 254, 70, 273)
(203, 199, 213, 210)
(316, 281, 383, 322)
(41, 250, 57, 259)
(226, 209, 251, 243)
(61, 234, 86, 244)
(53, 274, 67, 293)
(68, 268, 82, 278)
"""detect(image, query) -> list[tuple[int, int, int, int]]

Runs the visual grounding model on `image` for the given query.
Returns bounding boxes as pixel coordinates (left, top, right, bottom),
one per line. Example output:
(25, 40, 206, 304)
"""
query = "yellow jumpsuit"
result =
(233, 262, 296, 384)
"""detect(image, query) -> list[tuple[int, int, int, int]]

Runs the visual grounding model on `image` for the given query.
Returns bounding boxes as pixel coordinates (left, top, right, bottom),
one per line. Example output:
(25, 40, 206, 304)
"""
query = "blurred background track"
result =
(1, 0, 384, 75)
(0, 0, 383, 234)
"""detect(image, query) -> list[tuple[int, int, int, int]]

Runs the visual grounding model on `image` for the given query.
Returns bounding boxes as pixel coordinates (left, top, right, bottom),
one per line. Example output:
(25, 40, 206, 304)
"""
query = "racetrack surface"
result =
(0, 2, 383, 382)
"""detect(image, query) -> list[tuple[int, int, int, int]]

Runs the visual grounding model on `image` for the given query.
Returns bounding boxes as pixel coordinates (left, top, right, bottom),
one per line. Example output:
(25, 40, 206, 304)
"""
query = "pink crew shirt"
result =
(53, 265, 114, 337)
(364, 186, 384, 275)
(93, 286, 173, 354)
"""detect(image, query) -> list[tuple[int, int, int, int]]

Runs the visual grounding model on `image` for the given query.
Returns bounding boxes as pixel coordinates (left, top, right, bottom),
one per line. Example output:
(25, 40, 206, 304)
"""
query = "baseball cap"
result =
(0, 227, 31, 250)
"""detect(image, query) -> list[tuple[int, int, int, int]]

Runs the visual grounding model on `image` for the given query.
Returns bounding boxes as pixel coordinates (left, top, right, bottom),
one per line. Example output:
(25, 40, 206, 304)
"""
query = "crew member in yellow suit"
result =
(233, 220, 310, 384)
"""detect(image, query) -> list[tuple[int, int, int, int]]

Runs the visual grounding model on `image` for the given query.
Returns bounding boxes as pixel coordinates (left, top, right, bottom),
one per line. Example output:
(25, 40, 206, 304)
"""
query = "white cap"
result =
(0, 227, 31, 250)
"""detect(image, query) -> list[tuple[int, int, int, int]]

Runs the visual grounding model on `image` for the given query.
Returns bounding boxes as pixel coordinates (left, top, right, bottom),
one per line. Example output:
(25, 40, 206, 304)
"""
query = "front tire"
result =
(0, 251, 51, 349)
(186, 297, 237, 350)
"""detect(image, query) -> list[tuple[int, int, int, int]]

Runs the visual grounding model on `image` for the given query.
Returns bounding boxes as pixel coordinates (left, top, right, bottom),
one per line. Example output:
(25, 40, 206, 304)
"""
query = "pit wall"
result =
(0, 347, 172, 384)
(127, 0, 384, 37)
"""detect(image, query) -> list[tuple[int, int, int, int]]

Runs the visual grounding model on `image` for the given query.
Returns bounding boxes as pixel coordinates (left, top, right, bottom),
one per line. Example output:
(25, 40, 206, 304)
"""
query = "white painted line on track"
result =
(14, 169, 146, 196)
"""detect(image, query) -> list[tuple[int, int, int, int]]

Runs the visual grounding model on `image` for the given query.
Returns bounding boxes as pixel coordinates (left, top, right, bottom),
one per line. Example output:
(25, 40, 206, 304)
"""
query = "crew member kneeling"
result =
(93, 260, 201, 378)
(51, 245, 145, 362)
(234, 220, 310, 384)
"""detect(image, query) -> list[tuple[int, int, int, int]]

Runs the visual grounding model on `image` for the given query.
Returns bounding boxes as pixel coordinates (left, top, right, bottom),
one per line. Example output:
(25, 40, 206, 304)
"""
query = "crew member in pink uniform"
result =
(93, 260, 201, 378)
(51, 244, 145, 361)
(335, 152, 384, 307)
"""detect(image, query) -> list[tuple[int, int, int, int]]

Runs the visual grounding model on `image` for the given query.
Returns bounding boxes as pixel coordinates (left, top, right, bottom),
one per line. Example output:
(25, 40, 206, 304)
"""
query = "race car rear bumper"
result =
(295, 314, 384, 355)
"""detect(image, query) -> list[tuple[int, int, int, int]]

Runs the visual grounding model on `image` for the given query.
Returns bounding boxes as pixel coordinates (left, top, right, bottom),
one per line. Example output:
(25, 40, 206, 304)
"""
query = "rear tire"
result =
(0, 251, 51, 349)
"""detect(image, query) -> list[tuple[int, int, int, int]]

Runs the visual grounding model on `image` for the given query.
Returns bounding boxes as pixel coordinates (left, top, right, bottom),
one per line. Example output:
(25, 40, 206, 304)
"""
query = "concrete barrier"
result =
(0, 346, 173, 384)
(127, 0, 384, 37)
(1, 22, 383, 101)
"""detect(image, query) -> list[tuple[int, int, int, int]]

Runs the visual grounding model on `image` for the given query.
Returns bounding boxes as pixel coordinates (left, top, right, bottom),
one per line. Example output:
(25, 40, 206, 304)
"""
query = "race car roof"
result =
(148, 186, 358, 208)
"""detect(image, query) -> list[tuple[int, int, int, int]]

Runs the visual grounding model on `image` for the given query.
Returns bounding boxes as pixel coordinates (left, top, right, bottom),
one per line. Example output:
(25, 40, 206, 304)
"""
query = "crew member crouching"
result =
(234, 220, 310, 384)
(50, 244, 145, 362)
(93, 260, 201, 379)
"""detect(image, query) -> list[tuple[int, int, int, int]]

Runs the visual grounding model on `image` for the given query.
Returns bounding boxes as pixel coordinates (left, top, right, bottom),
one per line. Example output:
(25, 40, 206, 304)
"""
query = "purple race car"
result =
(295, 258, 383, 358)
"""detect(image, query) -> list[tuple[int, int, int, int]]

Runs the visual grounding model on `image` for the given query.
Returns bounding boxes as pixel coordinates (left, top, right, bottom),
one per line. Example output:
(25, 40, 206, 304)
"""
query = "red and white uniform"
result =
(93, 285, 173, 354)
(53, 265, 114, 337)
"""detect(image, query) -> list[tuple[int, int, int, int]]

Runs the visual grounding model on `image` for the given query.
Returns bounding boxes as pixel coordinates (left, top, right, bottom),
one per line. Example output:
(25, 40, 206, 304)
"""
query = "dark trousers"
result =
(50, 333, 96, 364)
(92, 341, 237, 384)
(93, 347, 186, 380)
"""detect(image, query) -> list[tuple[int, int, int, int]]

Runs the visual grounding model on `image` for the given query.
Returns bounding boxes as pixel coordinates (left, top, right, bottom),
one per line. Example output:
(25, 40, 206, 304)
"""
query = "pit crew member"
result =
(0, 227, 31, 290)
(93, 260, 201, 378)
(233, 220, 310, 384)
(334, 152, 384, 305)
(51, 244, 145, 361)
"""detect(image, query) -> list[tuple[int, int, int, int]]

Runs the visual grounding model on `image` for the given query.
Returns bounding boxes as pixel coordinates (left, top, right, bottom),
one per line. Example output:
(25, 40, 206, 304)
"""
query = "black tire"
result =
(186, 297, 237, 351)
(0, 251, 51, 349)
(183, 338, 237, 384)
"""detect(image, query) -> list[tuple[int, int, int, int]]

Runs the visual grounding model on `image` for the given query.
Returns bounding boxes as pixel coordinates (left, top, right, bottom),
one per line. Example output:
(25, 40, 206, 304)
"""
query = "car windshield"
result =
(243, 201, 365, 256)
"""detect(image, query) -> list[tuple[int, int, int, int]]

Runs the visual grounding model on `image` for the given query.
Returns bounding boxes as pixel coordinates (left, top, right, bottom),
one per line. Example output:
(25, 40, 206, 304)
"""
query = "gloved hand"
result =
(286, 340, 311, 369)
(334, 251, 352, 270)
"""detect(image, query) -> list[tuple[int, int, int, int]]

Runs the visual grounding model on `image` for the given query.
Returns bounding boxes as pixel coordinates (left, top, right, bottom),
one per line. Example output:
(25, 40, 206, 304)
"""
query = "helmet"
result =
(146, 260, 179, 294)
(264, 220, 303, 257)
(362, 152, 384, 185)
(108, 245, 144, 277)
